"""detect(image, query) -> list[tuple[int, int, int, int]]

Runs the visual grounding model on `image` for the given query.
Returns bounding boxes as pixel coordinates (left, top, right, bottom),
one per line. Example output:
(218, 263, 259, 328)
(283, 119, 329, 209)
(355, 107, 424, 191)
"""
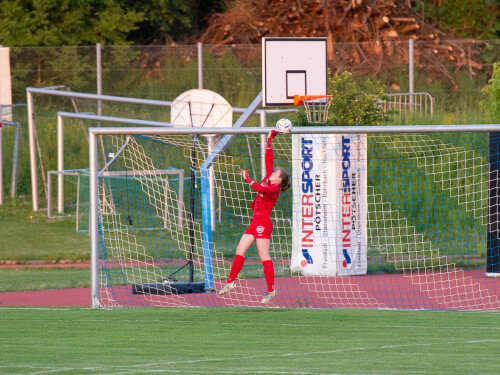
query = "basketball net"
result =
(294, 95, 332, 124)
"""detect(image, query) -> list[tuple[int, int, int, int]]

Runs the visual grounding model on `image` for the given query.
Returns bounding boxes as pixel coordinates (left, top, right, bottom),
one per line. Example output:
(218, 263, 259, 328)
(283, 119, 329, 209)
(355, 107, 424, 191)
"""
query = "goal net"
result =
(91, 126, 500, 311)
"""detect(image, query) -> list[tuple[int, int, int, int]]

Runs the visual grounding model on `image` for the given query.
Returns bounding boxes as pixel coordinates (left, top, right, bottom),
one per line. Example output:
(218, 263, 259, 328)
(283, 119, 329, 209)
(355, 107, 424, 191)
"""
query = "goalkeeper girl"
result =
(219, 129, 290, 303)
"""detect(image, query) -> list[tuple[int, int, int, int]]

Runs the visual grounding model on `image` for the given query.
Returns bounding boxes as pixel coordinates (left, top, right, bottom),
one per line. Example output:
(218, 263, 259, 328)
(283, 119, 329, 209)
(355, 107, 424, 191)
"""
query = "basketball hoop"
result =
(294, 95, 332, 124)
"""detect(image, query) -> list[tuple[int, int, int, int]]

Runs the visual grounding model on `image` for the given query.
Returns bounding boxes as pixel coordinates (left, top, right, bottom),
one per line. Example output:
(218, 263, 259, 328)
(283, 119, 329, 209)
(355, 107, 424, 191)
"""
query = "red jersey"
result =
(248, 141, 281, 219)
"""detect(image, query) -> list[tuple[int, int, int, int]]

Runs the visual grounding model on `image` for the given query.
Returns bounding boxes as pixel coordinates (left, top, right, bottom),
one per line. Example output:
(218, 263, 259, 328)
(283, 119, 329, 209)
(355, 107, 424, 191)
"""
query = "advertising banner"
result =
(291, 134, 367, 276)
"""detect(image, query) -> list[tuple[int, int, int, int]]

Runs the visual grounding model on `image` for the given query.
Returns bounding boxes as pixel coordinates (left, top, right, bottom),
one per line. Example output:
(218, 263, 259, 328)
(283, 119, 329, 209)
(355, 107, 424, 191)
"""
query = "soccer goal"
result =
(89, 124, 500, 311)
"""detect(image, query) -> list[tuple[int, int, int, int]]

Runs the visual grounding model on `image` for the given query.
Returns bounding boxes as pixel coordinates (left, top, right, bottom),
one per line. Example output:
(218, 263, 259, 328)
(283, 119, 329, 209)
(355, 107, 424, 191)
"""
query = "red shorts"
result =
(244, 218, 273, 239)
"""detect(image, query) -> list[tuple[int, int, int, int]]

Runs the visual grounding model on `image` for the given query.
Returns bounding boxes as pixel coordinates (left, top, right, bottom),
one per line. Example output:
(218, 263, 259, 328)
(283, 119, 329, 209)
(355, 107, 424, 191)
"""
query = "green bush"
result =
(294, 71, 395, 126)
(480, 62, 500, 122)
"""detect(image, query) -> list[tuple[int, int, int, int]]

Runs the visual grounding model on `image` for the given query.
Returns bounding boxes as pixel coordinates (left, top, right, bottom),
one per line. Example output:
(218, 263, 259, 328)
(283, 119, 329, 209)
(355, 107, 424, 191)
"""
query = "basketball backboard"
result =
(262, 37, 328, 107)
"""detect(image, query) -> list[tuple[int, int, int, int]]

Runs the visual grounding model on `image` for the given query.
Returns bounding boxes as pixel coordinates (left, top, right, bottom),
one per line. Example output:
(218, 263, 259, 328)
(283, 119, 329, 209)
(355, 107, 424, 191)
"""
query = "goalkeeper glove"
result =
(239, 169, 253, 185)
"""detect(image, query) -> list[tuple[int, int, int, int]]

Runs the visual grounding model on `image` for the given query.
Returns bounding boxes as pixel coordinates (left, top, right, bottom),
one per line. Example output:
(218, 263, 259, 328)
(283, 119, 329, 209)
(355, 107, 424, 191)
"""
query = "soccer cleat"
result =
(218, 281, 236, 295)
(261, 290, 277, 303)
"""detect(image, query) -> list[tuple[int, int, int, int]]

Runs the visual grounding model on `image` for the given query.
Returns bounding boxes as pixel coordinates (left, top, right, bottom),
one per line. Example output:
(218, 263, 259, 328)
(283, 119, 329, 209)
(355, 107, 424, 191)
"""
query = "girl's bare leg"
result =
(255, 238, 271, 261)
(236, 234, 256, 257)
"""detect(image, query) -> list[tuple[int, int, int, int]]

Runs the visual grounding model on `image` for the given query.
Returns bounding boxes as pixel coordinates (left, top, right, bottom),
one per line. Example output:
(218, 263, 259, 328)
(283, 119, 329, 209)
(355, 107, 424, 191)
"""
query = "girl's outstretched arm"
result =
(265, 130, 278, 176)
(240, 169, 280, 194)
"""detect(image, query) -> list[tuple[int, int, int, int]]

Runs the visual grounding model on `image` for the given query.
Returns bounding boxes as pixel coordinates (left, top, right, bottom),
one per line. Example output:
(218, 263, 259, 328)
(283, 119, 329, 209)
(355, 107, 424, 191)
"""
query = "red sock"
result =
(227, 255, 245, 283)
(263, 260, 275, 292)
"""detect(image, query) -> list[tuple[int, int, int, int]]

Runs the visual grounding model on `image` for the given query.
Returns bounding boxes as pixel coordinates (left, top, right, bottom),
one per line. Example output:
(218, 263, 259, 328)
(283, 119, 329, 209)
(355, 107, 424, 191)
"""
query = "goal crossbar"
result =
(89, 124, 500, 137)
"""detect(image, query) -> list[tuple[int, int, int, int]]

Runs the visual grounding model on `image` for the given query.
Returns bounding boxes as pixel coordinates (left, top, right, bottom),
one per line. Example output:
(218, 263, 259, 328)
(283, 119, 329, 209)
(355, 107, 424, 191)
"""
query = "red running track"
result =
(2, 270, 499, 311)
(0, 288, 91, 307)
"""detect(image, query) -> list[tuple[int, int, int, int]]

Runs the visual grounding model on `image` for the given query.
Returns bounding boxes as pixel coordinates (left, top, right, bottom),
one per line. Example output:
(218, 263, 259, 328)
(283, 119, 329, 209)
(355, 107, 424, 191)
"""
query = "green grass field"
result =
(1, 307, 499, 374)
(0, 199, 90, 262)
(0, 199, 91, 291)
(0, 267, 90, 292)
(1, 157, 499, 374)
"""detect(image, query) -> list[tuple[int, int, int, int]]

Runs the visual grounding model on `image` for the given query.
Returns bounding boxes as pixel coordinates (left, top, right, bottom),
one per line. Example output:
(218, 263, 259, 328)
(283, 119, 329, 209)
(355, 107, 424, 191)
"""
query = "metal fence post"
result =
(198, 42, 203, 89)
(96, 43, 102, 116)
(409, 39, 414, 108)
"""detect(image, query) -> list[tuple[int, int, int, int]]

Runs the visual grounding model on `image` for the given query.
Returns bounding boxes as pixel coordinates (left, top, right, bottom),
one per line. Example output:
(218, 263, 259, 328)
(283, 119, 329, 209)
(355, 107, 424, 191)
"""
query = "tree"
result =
(418, 0, 499, 39)
(126, 0, 228, 44)
(125, 0, 191, 44)
(0, 0, 144, 46)
(0, 0, 230, 46)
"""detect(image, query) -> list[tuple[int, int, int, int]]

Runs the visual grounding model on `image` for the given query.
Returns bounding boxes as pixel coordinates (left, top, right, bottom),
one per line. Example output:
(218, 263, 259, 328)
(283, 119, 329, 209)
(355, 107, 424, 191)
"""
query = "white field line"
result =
(2, 339, 499, 375)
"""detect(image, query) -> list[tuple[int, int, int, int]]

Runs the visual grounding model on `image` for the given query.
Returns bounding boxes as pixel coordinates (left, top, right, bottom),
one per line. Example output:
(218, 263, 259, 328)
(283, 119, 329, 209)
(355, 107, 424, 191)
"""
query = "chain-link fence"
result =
(9, 40, 499, 113)
(2, 40, 499, 202)
(330, 39, 499, 119)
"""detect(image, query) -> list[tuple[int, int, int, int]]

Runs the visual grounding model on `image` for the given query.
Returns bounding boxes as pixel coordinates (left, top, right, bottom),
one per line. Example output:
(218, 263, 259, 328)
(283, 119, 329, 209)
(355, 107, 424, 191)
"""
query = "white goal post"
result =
(89, 124, 500, 310)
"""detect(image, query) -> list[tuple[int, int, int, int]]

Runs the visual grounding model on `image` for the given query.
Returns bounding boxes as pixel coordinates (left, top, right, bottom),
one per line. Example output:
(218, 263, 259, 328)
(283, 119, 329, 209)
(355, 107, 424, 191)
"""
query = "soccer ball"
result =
(275, 118, 292, 134)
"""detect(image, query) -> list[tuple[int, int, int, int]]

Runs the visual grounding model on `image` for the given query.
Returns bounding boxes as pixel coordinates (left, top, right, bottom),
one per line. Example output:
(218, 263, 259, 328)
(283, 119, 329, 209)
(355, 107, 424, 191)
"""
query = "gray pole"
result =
(96, 43, 102, 116)
(27, 90, 39, 211)
(10, 122, 20, 198)
(57, 115, 64, 214)
(198, 42, 203, 89)
(409, 39, 414, 108)
(90, 130, 99, 308)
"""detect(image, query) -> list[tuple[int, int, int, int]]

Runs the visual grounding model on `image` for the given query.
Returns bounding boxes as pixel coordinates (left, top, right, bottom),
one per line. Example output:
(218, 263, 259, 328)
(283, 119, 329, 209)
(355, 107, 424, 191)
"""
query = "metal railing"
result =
(379, 92, 434, 119)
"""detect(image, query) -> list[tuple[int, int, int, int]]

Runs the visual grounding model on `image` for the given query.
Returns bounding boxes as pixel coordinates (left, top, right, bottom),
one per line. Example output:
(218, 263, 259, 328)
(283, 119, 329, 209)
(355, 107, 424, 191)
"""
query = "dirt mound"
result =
(200, 0, 445, 45)
(197, 0, 489, 88)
